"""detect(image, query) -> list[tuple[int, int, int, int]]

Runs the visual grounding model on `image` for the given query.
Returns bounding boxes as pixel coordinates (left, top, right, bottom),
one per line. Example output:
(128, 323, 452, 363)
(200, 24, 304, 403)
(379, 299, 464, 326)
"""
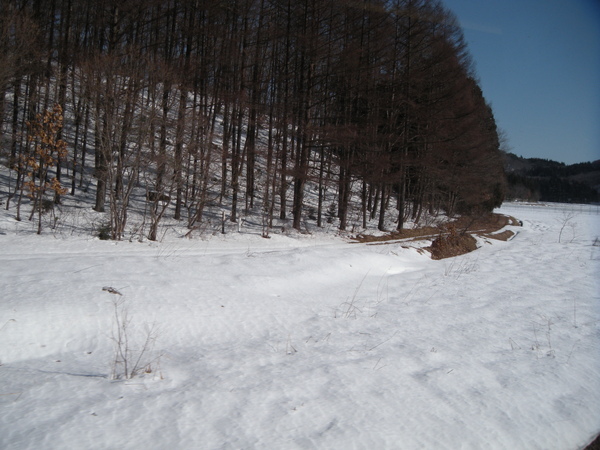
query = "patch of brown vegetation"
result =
(429, 224, 478, 260)
(450, 212, 517, 233)
(353, 226, 439, 243)
(468, 213, 518, 242)
(482, 230, 514, 242)
(351, 212, 521, 257)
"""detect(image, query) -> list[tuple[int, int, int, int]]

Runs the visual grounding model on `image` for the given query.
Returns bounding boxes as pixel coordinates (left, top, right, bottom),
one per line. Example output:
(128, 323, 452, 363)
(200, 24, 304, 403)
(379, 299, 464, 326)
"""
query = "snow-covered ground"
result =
(0, 202, 599, 449)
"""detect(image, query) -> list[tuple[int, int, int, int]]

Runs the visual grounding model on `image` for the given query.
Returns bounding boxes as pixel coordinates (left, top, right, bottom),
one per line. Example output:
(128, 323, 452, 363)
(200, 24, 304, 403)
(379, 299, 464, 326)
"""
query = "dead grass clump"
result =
(430, 224, 478, 260)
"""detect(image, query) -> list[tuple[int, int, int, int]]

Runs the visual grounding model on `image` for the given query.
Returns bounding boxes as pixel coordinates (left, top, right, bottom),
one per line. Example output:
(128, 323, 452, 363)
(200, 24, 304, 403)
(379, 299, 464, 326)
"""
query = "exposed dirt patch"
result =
(450, 213, 518, 238)
(430, 226, 478, 260)
(353, 226, 439, 244)
(352, 213, 521, 259)
(483, 230, 515, 241)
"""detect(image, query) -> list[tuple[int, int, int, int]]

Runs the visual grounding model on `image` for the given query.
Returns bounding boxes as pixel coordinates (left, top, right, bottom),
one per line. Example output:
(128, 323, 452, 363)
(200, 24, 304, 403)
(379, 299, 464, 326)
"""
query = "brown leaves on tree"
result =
(21, 104, 69, 233)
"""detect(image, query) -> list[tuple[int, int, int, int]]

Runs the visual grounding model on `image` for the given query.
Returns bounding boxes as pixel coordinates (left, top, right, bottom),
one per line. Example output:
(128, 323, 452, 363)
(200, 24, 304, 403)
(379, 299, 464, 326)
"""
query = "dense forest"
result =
(504, 153, 600, 204)
(0, 0, 505, 239)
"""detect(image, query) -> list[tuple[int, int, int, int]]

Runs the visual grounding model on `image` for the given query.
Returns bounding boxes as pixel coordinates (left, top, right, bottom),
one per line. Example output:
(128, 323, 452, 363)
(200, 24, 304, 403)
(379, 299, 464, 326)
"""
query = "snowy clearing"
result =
(1, 202, 599, 449)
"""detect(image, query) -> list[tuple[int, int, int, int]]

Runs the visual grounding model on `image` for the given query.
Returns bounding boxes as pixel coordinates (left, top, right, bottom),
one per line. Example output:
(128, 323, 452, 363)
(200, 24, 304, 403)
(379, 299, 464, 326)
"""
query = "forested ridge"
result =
(0, 0, 505, 239)
(504, 153, 600, 204)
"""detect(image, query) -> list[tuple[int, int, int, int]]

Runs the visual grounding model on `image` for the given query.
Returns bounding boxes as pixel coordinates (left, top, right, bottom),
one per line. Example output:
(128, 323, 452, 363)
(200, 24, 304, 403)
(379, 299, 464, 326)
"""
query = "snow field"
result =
(0, 202, 599, 449)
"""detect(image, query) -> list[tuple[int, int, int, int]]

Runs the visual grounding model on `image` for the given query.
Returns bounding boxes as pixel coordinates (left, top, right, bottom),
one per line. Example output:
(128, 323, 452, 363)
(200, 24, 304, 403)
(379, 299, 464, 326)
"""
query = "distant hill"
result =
(503, 153, 600, 204)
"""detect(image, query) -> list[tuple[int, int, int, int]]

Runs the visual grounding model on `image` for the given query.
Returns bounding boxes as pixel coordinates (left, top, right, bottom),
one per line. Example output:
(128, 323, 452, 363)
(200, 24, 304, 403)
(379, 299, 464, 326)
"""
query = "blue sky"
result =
(442, 0, 600, 165)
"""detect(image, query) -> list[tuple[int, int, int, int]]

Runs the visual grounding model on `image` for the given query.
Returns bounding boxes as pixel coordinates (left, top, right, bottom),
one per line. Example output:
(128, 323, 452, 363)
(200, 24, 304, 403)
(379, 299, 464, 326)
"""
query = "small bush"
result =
(107, 294, 162, 380)
(41, 198, 55, 214)
(97, 223, 111, 240)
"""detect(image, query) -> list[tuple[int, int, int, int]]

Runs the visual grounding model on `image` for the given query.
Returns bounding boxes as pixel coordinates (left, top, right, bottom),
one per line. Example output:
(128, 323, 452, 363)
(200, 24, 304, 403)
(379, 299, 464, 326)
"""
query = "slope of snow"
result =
(0, 202, 599, 449)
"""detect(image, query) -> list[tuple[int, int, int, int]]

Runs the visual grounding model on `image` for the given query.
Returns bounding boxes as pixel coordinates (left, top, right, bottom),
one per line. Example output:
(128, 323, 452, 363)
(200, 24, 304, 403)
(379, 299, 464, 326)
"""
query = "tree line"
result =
(0, 0, 505, 239)
(504, 153, 599, 204)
